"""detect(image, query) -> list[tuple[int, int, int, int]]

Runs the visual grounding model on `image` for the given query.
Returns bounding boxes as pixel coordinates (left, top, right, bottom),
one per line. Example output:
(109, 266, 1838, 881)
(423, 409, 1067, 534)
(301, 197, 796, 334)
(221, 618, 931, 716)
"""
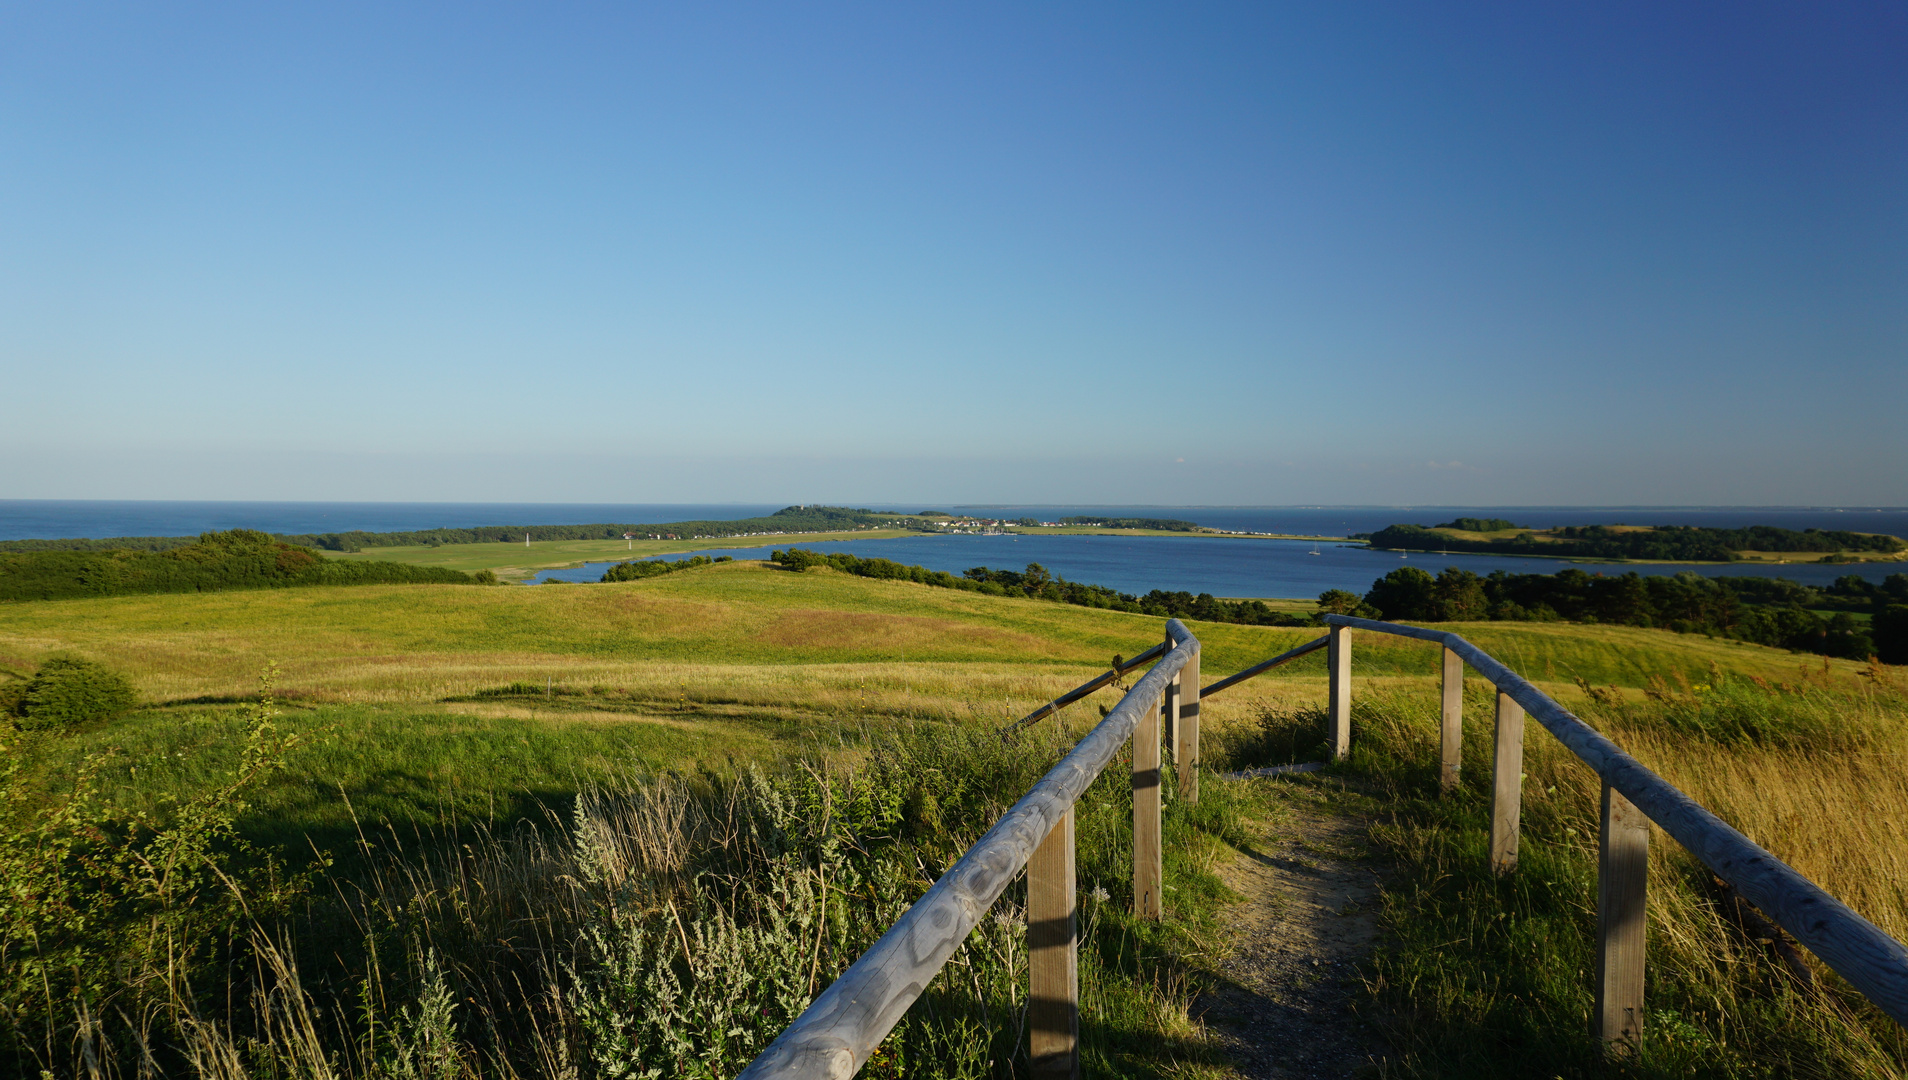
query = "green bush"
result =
(601, 554, 716, 582)
(12, 655, 137, 730)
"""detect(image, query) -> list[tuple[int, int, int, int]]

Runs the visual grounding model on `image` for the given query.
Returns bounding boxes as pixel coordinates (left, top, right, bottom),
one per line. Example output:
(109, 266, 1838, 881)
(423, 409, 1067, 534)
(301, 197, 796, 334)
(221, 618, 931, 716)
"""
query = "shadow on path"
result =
(1196, 780, 1391, 1079)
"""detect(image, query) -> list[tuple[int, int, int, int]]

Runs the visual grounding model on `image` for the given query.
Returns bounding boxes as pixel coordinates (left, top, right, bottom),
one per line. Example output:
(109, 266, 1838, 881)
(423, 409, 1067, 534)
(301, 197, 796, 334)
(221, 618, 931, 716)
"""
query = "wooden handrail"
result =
(1319, 614, 1908, 1031)
(741, 611, 1905, 1075)
(1198, 634, 1328, 698)
(998, 641, 1170, 739)
(737, 621, 1201, 1079)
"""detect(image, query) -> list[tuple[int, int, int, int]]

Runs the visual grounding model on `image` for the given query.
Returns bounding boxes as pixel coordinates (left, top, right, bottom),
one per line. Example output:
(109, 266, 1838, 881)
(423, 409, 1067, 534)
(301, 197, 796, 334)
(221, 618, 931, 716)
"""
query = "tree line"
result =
(599, 555, 731, 581)
(0, 530, 482, 602)
(768, 548, 1307, 626)
(766, 546, 1908, 664)
(1336, 565, 1908, 663)
(1365, 522, 1905, 562)
(0, 506, 927, 555)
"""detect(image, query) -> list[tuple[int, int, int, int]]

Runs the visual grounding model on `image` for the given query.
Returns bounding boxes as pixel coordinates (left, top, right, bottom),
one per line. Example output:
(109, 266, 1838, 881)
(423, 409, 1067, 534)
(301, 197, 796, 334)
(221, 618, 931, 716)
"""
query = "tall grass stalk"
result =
(4, 714, 1244, 1079)
(1241, 667, 1908, 1078)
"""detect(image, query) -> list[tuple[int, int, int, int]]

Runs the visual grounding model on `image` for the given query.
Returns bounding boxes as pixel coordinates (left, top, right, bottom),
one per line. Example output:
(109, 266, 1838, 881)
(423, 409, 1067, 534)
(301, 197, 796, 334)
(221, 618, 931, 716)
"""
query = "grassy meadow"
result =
(320, 529, 921, 580)
(3, 560, 1906, 1077)
(1244, 667, 1908, 1078)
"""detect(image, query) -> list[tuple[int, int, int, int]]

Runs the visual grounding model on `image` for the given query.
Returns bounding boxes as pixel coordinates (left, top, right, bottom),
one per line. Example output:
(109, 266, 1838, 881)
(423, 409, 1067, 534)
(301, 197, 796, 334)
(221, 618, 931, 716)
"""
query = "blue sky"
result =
(3, 3, 1903, 505)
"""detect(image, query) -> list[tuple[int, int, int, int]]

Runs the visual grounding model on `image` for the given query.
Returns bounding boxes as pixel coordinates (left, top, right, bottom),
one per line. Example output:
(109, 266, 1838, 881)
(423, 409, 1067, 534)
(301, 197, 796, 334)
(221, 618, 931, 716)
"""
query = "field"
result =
(318, 528, 922, 580)
(3, 562, 1905, 1077)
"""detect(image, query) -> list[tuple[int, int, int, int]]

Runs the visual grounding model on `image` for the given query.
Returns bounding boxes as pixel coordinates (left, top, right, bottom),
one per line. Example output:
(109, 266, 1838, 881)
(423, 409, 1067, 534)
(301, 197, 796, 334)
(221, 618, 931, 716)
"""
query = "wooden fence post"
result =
(1178, 644, 1200, 805)
(1029, 806, 1078, 1078)
(1161, 629, 1177, 760)
(1328, 625, 1352, 760)
(1595, 783, 1649, 1057)
(1490, 690, 1524, 875)
(1163, 675, 1179, 778)
(1133, 687, 1163, 919)
(1440, 647, 1463, 794)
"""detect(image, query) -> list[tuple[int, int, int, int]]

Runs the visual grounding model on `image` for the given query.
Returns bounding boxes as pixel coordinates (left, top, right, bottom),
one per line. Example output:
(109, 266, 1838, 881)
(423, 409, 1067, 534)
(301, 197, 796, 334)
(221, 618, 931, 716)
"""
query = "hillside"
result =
(0, 529, 477, 601)
(3, 561, 1905, 1077)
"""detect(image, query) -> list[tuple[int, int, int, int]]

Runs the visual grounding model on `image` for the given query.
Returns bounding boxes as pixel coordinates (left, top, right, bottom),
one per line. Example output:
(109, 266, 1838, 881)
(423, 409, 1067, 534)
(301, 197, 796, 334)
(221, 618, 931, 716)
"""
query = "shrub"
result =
(601, 555, 715, 582)
(12, 655, 137, 730)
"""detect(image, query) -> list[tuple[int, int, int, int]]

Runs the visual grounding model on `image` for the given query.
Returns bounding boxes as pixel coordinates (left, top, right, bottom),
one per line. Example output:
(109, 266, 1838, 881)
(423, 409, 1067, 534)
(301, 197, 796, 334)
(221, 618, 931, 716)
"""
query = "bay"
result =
(949, 505, 1908, 538)
(4, 500, 1900, 599)
(531, 533, 1907, 596)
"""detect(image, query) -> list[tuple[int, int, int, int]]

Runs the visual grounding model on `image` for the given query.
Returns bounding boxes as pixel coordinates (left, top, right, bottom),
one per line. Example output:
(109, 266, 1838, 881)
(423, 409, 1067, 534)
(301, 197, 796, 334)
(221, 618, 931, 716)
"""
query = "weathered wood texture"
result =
(1162, 672, 1179, 770)
(1440, 647, 1463, 794)
(1596, 783, 1649, 1056)
(1177, 643, 1200, 804)
(736, 622, 1199, 1079)
(1491, 690, 1524, 876)
(1134, 683, 1163, 919)
(1328, 625, 1352, 759)
(1320, 614, 1908, 1030)
(1198, 634, 1327, 698)
(1028, 807, 1078, 1078)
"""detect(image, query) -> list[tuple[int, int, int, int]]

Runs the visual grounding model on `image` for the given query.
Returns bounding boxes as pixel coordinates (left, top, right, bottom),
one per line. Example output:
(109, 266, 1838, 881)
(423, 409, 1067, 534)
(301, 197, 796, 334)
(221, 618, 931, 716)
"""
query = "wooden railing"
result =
(1303, 615, 1908, 1052)
(740, 614, 1908, 1077)
(737, 620, 1201, 1079)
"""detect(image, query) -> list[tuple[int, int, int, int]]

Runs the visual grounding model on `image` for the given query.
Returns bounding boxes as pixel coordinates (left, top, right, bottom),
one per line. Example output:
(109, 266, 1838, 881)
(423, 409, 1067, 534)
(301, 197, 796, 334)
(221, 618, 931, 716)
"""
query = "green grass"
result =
(1212, 673, 1908, 1079)
(0, 561, 1853, 697)
(5, 562, 1904, 1078)
(320, 528, 923, 579)
(19, 700, 789, 857)
(317, 527, 1383, 582)
(0, 561, 1873, 849)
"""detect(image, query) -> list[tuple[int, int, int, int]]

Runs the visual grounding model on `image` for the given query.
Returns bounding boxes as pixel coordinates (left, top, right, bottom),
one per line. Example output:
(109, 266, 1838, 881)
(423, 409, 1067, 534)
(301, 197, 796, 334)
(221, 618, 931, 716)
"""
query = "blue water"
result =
(531, 533, 1907, 596)
(4, 500, 1901, 598)
(949, 505, 1908, 538)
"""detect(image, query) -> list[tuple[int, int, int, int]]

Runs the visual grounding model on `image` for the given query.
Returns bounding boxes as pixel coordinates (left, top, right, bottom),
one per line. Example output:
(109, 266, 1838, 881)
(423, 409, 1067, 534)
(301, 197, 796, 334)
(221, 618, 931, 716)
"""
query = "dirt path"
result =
(1196, 780, 1391, 1078)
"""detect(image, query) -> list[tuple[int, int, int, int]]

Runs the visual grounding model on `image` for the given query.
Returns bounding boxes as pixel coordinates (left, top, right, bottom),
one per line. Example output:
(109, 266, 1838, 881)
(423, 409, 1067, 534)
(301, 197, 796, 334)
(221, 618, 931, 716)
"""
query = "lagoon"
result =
(530, 533, 1906, 596)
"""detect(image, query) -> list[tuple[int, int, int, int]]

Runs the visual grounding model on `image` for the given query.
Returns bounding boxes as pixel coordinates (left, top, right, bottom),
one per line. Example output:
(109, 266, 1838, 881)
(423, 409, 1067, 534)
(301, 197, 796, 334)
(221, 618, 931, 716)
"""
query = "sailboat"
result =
(1308, 541, 1321, 555)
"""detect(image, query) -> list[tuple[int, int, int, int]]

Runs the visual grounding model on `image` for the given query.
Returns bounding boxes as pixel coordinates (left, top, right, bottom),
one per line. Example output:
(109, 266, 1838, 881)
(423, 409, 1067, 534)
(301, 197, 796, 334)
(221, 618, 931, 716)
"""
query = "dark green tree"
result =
(1364, 567, 1437, 620)
(1431, 568, 1489, 621)
(1315, 590, 1365, 616)
(1874, 605, 1908, 665)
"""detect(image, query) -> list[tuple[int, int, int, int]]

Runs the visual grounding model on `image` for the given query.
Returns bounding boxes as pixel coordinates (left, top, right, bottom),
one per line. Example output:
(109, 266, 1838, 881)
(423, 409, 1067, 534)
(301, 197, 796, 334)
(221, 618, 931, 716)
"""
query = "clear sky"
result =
(3, 3, 1903, 505)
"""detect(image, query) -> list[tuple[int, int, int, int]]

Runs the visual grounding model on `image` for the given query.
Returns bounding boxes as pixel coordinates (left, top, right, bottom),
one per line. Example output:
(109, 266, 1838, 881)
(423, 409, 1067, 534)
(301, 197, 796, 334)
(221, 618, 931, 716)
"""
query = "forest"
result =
(0, 530, 480, 601)
(1365, 521, 1905, 561)
(1343, 565, 1908, 663)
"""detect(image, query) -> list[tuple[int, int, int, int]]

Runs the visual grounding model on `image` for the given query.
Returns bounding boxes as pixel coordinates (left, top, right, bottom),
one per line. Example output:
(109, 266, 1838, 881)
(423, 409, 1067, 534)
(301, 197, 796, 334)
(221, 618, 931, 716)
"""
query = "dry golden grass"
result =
(1332, 660, 1908, 1075)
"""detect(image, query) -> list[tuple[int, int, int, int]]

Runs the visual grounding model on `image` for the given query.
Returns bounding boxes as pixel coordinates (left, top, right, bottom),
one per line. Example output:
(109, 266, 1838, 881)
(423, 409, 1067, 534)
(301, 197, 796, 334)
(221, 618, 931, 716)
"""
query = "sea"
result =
(5, 501, 1903, 598)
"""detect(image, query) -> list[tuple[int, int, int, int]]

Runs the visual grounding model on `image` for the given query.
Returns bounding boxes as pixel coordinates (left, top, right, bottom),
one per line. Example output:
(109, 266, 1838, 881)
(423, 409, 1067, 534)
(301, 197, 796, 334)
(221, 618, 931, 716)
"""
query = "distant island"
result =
(1362, 519, 1906, 563)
